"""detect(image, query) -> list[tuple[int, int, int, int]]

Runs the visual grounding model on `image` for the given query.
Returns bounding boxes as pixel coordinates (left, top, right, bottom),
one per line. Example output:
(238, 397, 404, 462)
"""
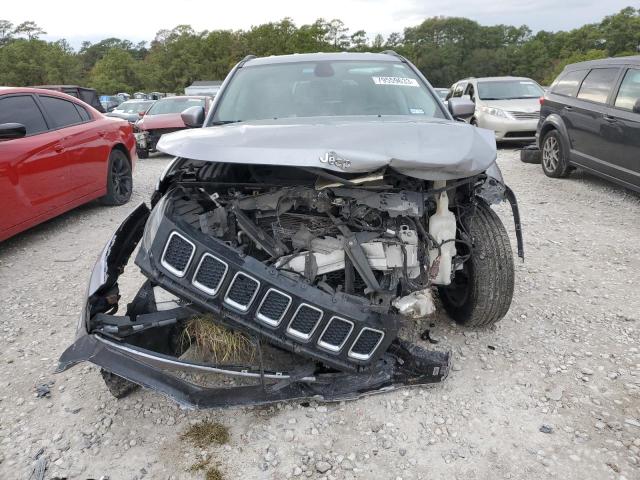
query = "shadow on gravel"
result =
(565, 169, 640, 200)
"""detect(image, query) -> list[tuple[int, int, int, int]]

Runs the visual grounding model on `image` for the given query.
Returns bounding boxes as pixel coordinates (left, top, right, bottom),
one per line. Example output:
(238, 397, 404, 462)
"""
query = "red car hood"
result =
(137, 113, 186, 131)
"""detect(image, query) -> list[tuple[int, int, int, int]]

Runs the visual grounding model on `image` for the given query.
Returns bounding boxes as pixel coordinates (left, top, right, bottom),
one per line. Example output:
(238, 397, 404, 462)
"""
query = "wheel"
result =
(520, 147, 541, 164)
(470, 118, 478, 127)
(541, 130, 571, 178)
(438, 201, 514, 327)
(100, 369, 139, 399)
(100, 149, 133, 206)
(137, 148, 149, 159)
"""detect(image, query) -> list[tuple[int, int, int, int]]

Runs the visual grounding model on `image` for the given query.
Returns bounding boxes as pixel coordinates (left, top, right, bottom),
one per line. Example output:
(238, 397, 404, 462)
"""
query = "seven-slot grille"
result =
(349, 328, 384, 360)
(224, 272, 260, 312)
(318, 317, 353, 352)
(192, 253, 228, 295)
(256, 289, 291, 326)
(159, 232, 388, 363)
(161, 232, 195, 277)
(288, 304, 323, 340)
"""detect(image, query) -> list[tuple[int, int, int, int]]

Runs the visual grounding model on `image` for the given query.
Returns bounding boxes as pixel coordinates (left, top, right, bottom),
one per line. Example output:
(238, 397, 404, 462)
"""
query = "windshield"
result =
(147, 97, 205, 115)
(117, 101, 152, 113)
(212, 60, 445, 123)
(477, 80, 544, 100)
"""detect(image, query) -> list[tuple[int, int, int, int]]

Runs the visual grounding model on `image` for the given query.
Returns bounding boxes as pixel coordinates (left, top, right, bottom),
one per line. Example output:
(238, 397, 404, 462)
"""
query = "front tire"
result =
(438, 201, 514, 327)
(137, 148, 149, 159)
(541, 130, 571, 178)
(100, 149, 133, 206)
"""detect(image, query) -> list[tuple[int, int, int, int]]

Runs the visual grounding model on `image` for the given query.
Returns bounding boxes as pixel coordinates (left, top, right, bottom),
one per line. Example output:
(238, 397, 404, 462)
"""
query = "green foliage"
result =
(0, 8, 638, 93)
(89, 48, 142, 93)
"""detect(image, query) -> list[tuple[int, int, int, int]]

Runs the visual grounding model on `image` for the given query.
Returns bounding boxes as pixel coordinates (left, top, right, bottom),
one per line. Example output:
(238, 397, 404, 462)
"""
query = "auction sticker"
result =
(372, 76, 419, 87)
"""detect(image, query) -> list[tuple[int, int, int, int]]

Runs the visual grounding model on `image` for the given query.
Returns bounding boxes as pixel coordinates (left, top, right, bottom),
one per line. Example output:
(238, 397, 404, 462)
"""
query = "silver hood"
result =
(157, 116, 497, 180)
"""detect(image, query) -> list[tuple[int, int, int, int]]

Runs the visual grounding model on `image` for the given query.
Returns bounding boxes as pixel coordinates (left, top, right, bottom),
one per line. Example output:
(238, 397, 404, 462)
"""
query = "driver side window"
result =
(464, 83, 475, 101)
(0, 95, 49, 136)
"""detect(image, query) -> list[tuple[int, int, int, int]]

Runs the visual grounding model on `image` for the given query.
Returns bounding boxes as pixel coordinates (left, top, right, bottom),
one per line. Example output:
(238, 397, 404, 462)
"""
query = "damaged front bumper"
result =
(57, 204, 450, 408)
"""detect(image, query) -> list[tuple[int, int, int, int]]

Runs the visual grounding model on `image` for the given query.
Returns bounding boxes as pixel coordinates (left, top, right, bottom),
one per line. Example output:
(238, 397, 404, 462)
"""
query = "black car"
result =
(33, 85, 106, 113)
(523, 56, 640, 192)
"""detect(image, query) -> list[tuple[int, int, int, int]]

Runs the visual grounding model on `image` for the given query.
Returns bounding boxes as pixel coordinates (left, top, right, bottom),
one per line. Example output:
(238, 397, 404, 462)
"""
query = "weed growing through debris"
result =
(182, 420, 230, 448)
(182, 315, 255, 363)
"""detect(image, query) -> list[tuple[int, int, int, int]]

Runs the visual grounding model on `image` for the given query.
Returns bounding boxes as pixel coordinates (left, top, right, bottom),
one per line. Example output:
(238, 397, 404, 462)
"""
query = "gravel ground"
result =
(1, 149, 639, 480)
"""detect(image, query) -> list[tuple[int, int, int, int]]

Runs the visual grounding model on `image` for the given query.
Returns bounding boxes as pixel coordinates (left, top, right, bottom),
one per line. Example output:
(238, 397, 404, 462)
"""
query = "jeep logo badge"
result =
(319, 151, 351, 170)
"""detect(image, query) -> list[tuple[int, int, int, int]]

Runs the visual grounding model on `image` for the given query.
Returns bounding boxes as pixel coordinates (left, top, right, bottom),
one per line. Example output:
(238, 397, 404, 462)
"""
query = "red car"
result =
(134, 95, 211, 158)
(0, 87, 136, 242)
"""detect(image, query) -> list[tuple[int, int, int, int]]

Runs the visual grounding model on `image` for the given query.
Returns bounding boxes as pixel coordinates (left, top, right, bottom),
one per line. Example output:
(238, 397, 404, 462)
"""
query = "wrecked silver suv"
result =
(58, 52, 523, 408)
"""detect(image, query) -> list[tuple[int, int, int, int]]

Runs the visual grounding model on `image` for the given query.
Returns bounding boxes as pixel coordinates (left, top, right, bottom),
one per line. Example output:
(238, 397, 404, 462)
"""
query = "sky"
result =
(2, 0, 636, 48)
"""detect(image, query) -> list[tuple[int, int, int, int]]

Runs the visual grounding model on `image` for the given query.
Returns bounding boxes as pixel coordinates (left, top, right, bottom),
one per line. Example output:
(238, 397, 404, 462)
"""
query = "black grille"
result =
(225, 274, 259, 309)
(289, 305, 322, 337)
(350, 329, 383, 357)
(194, 255, 226, 293)
(162, 234, 193, 273)
(257, 290, 290, 325)
(319, 318, 352, 349)
(504, 131, 536, 138)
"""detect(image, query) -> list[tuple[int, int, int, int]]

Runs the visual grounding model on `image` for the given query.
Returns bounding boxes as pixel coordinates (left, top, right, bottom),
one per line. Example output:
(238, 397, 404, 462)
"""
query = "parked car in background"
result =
(434, 87, 449, 102)
(100, 95, 123, 112)
(33, 85, 106, 113)
(526, 56, 640, 192)
(133, 92, 148, 99)
(107, 99, 155, 123)
(0, 87, 136, 241)
(134, 95, 211, 158)
(116, 92, 130, 102)
(447, 76, 544, 142)
(184, 80, 222, 97)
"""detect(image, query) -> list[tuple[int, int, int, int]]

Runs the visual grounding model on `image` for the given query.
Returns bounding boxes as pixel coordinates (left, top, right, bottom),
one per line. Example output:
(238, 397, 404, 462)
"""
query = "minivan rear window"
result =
(577, 68, 619, 104)
(550, 70, 588, 97)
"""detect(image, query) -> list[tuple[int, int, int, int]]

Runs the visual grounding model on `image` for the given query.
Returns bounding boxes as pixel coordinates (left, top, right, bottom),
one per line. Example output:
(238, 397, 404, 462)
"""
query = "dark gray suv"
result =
(528, 56, 640, 192)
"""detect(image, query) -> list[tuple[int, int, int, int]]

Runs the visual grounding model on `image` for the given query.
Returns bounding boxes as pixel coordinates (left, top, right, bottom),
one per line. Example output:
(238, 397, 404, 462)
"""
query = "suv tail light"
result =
(539, 97, 545, 106)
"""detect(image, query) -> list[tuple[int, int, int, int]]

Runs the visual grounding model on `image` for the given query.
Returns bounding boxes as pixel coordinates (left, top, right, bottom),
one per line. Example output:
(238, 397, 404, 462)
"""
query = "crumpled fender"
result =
(475, 163, 524, 260)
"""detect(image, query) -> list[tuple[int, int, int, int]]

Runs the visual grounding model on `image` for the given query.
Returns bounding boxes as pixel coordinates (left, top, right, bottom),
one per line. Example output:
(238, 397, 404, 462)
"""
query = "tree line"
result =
(0, 8, 638, 94)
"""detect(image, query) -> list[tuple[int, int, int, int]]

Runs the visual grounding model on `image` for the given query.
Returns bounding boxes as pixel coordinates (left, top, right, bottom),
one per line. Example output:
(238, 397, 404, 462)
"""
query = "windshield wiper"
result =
(210, 120, 242, 126)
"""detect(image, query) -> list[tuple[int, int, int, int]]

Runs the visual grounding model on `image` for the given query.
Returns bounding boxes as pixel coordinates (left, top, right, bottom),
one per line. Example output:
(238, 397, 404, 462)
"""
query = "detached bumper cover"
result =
(58, 332, 449, 408)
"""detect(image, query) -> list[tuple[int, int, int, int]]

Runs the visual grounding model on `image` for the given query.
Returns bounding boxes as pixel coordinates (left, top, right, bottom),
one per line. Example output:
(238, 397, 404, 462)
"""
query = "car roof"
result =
(0, 86, 85, 97)
(157, 95, 208, 100)
(244, 52, 400, 67)
(564, 55, 640, 70)
(462, 76, 536, 82)
(0, 86, 102, 113)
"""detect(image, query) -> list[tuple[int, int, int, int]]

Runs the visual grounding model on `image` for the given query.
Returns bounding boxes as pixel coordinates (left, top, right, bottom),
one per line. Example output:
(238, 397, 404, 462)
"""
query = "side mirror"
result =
(633, 99, 640, 114)
(181, 106, 205, 128)
(0, 123, 26, 140)
(448, 97, 475, 119)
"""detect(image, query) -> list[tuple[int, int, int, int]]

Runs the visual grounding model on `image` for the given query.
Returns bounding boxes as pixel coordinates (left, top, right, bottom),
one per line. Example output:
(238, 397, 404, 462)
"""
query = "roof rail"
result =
(238, 54, 256, 67)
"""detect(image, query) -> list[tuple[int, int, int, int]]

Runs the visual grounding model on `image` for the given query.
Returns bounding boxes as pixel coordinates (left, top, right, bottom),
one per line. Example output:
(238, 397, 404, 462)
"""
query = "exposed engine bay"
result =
(165, 162, 473, 319)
